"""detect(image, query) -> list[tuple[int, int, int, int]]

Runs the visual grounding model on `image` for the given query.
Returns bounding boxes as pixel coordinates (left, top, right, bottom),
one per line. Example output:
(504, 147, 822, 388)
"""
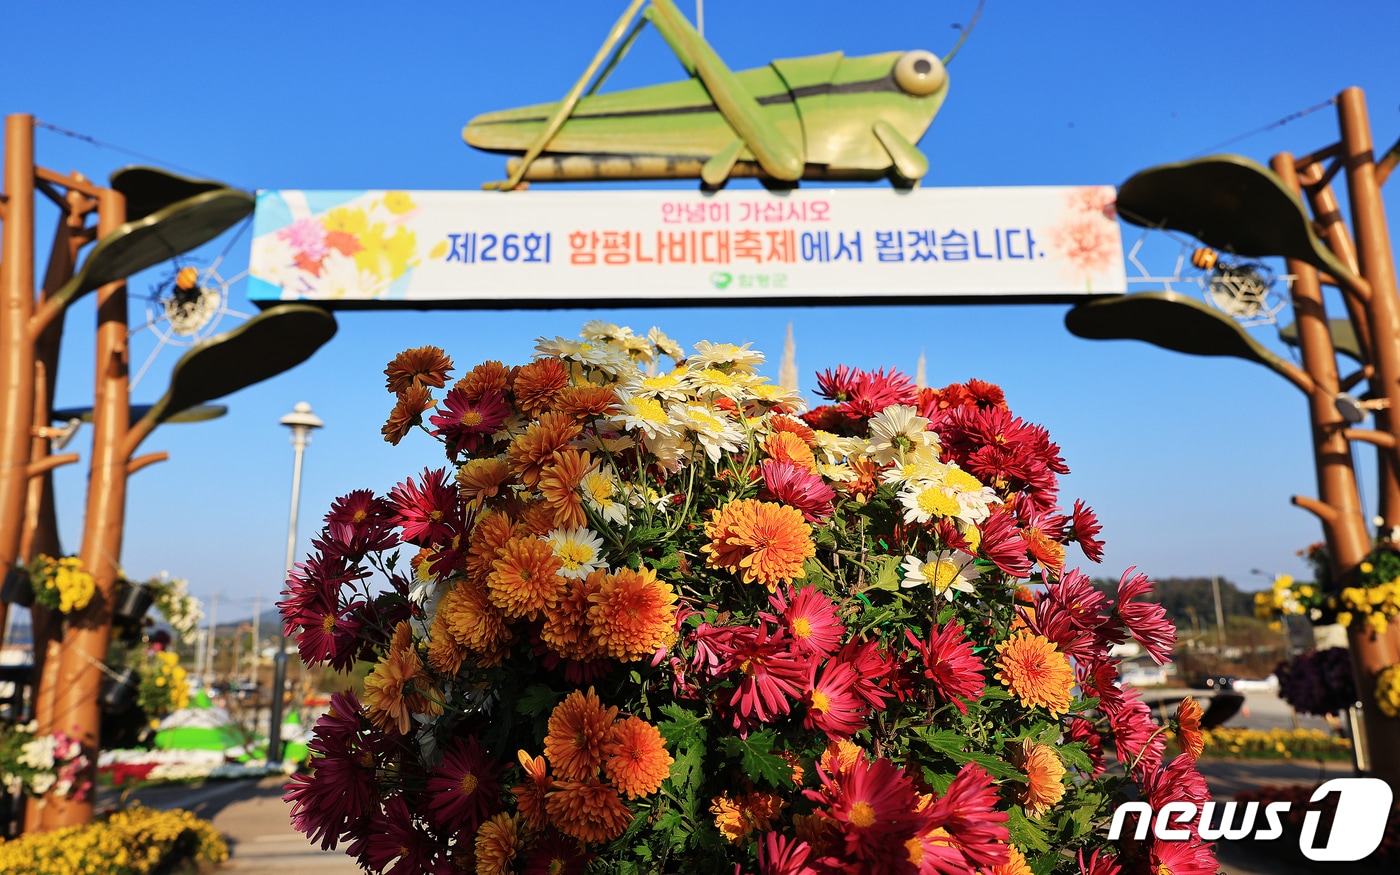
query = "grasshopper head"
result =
(893, 50, 946, 96)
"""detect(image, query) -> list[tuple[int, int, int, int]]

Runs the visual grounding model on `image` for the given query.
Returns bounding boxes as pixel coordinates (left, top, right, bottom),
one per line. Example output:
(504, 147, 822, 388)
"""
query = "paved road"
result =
(98, 776, 359, 872)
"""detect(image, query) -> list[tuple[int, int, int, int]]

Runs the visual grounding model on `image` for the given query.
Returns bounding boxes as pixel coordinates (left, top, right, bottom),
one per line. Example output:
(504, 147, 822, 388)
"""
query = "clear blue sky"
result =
(5, 0, 1400, 621)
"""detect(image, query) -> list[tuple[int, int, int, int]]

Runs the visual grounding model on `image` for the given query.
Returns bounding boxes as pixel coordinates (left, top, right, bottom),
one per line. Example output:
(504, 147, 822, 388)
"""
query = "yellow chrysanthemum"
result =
(474, 812, 521, 875)
(709, 791, 786, 843)
(1016, 740, 1066, 818)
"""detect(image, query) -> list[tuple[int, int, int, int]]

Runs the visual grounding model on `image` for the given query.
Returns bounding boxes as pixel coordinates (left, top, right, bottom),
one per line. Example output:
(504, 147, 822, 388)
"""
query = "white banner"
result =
(247, 187, 1125, 306)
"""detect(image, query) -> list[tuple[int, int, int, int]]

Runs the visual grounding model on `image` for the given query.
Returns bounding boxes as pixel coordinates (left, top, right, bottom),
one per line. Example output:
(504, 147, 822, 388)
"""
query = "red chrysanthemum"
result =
(424, 735, 503, 834)
(430, 388, 511, 454)
(716, 625, 812, 725)
(922, 763, 1010, 872)
(904, 620, 985, 714)
(757, 831, 819, 875)
(388, 467, 460, 546)
(806, 755, 928, 860)
(1068, 499, 1104, 562)
(348, 796, 436, 875)
(1115, 567, 1176, 665)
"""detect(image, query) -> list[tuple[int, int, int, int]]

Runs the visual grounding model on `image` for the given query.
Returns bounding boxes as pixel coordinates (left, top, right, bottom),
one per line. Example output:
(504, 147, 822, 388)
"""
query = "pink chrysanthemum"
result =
(760, 460, 836, 522)
(1115, 567, 1176, 665)
(770, 586, 844, 658)
(803, 659, 868, 738)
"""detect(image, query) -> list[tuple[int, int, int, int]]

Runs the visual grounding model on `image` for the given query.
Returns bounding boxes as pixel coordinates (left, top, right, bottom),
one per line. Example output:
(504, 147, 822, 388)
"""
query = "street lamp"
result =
(267, 401, 322, 768)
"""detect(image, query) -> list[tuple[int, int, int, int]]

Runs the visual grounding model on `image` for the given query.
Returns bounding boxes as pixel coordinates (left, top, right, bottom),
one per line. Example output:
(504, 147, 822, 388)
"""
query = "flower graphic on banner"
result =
(1047, 185, 1122, 289)
(260, 192, 422, 300)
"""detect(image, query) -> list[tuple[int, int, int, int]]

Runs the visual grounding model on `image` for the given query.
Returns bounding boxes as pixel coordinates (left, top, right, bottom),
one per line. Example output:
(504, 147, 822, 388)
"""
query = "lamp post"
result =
(267, 401, 321, 768)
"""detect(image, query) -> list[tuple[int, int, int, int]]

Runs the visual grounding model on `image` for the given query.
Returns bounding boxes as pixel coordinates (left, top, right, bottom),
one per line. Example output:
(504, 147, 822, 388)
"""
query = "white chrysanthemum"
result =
(581, 320, 630, 342)
(648, 326, 685, 361)
(545, 528, 608, 579)
(621, 482, 672, 511)
(812, 431, 863, 465)
(614, 392, 677, 439)
(643, 431, 689, 472)
(898, 466, 999, 525)
(866, 404, 936, 466)
(629, 368, 690, 402)
(535, 335, 588, 358)
(687, 366, 750, 400)
(689, 340, 765, 373)
(880, 454, 949, 487)
(580, 468, 628, 525)
(667, 402, 745, 462)
(900, 549, 980, 599)
(572, 425, 637, 455)
(18, 737, 56, 771)
(744, 380, 806, 414)
(818, 462, 859, 483)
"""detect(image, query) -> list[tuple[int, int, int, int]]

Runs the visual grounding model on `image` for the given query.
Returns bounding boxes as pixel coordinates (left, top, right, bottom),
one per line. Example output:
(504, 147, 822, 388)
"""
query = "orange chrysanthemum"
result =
(385, 346, 452, 394)
(983, 844, 1033, 875)
(769, 415, 818, 447)
(709, 791, 786, 843)
(473, 811, 521, 875)
(439, 577, 512, 663)
(426, 608, 470, 674)
(507, 412, 582, 488)
(766, 430, 818, 472)
(466, 510, 521, 581)
(545, 778, 633, 843)
(487, 536, 565, 619)
(586, 566, 678, 661)
(1024, 527, 1066, 573)
(542, 569, 606, 662)
(843, 455, 880, 500)
(817, 738, 864, 776)
(1016, 740, 1066, 818)
(457, 457, 513, 505)
(701, 499, 815, 589)
(363, 624, 439, 735)
(512, 750, 551, 830)
(604, 716, 673, 799)
(382, 384, 433, 445)
(554, 385, 619, 420)
(456, 360, 514, 403)
(538, 448, 597, 530)
(514, 497, 558, 537)
(513, 358, 571, 415)
(544, 687, 619, 781)
(1175, 696, 1205, 760)
(793, 812, 842, 856)
(993, 631, 1075, 716)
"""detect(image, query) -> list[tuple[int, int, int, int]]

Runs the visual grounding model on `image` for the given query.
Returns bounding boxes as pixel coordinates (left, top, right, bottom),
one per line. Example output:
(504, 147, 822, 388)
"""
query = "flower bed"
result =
(98, 749, 297, 787)
(0, 805, 227, 874)
(1197, 727, 1352, 761)
(280, 324, 1217, 874)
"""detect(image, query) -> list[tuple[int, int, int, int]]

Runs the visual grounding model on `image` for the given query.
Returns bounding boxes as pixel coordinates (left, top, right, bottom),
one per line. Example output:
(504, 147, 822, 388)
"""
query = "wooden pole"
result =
(0, 114, 37, 637)
(1331, 88, 1400, 787)
(45, 185, 129, 828)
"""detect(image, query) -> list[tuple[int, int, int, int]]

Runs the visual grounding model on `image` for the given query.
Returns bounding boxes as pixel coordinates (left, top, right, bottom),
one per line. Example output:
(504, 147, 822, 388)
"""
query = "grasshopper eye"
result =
(894, 50, 946, 96)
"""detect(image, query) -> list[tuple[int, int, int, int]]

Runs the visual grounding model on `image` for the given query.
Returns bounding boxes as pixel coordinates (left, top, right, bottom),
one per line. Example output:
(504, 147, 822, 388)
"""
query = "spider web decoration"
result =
(1123, 227, 1293, 327)
(129, 257, 254, 390)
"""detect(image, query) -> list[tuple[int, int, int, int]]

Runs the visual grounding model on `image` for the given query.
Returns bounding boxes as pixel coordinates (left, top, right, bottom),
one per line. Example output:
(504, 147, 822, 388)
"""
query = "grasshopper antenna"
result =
(942, 0, 985, 66)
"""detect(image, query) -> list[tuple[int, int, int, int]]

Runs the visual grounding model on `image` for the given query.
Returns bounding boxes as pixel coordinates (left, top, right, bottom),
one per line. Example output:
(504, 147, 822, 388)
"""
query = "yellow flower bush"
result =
(137, 650, 190, 718)
(1376, 664, 1400, 717)
(0, 806, 227, 874)
(1335, 579, 1400, 634)
(26, 555, 95, 614)
(1196, 727, 1352, 761)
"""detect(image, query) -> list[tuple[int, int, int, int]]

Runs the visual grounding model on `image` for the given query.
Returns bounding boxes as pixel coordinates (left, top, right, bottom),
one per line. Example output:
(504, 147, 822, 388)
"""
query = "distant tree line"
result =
(1090, 576, 1257, 626)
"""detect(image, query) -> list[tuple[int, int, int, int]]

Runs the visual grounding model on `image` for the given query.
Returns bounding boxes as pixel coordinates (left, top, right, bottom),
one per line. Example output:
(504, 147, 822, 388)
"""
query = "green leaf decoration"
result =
(516, 684, 562, 717)
(1006, 807, 1052, 853)
(720, 729, 792, 787)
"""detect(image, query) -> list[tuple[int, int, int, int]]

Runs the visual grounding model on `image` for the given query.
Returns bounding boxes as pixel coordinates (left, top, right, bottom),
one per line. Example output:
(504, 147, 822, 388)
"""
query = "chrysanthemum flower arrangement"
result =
(281, 323, 1213, 875)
